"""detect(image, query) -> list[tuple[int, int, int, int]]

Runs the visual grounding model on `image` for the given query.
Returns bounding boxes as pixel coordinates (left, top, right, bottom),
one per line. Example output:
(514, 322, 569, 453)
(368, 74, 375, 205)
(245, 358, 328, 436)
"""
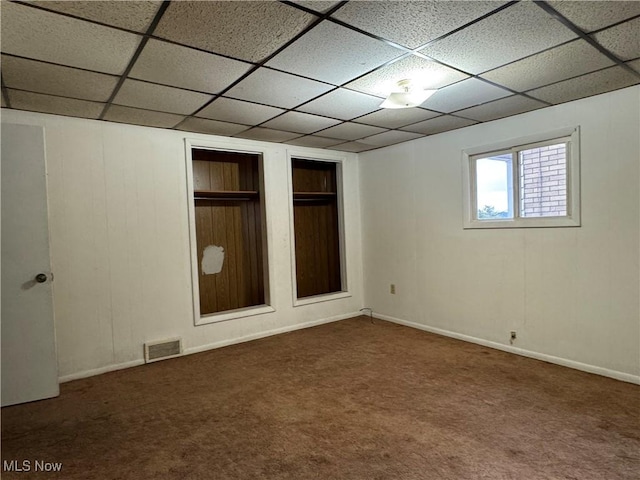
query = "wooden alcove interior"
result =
(192, 149, 265, 315)
(291, 158, 342, 299)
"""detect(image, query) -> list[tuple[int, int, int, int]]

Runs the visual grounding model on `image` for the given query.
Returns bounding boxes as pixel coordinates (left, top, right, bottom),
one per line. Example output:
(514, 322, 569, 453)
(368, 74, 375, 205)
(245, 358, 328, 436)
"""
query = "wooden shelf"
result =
(194, 190, 258, 201)
(293, 191, 337, 199)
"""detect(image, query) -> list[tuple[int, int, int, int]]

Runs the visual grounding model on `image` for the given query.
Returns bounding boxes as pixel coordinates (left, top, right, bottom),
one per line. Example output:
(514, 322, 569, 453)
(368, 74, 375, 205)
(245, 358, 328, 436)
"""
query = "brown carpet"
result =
(2, 316, 639, 479)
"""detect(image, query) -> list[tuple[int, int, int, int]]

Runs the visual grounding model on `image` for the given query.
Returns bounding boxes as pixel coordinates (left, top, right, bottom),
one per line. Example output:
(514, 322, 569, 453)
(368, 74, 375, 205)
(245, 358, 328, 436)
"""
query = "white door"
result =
(1, 123, 59, 406)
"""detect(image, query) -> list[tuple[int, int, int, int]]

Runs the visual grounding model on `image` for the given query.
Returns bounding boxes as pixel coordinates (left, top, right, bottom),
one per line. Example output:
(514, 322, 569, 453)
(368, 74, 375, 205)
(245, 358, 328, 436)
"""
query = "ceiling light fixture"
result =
(380, 79, 437, 109)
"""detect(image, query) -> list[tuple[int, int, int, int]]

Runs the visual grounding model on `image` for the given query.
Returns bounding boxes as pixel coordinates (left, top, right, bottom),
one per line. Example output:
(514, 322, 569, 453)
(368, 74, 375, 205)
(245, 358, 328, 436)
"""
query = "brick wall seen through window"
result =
(519, 143, 567, 217)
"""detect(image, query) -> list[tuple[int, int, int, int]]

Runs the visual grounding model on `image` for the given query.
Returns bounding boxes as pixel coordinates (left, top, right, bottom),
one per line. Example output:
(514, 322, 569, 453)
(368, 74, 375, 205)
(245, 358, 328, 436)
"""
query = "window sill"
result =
(195, 305, 275, 325)
(293, 291, 352, 307)
(463, 216, 581, 229)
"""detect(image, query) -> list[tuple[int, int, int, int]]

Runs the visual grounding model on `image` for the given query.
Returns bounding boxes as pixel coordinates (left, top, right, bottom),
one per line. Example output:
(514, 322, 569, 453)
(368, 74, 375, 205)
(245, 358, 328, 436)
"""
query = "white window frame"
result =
(462, 127, 581, 229)
(286, 149, 351, 307)
(184, 137, 275, 326)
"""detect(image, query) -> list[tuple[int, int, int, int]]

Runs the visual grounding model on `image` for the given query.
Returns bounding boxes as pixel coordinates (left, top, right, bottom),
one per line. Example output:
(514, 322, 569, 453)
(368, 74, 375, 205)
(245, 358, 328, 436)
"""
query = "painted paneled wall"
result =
(2, 110, 363, 381)
(359, 86, 640, 382)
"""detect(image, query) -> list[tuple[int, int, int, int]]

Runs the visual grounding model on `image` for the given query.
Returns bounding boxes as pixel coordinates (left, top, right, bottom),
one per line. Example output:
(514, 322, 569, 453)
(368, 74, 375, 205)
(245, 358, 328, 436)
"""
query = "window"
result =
(463, 127, 580, 228)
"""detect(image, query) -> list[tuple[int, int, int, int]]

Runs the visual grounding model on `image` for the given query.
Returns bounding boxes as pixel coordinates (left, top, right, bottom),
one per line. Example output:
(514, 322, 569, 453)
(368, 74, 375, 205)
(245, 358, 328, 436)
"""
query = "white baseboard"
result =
(184, 311, 359, 356)
(61, 311, 637, 385)
(59, 311, 360, 383)
(59, 359, 145, 383)
(374, 313, 640, 385)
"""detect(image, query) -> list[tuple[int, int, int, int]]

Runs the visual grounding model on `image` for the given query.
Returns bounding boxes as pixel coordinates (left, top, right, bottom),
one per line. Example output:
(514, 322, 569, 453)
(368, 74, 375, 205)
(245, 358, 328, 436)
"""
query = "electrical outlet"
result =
(510, 331, 517, 341)
(390, 284, 396, 294)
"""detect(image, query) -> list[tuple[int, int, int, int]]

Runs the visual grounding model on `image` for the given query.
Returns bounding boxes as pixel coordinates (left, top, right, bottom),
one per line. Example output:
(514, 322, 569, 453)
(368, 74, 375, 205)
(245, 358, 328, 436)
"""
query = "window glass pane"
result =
(519, 143, 567, 217)
(476, 154, 513, 220)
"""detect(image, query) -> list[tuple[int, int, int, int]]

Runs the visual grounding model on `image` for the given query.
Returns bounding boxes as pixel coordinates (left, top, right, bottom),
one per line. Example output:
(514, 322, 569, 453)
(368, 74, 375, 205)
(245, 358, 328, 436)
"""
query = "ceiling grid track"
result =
(98, 0, 172, 120)
(2, 0, 639, 151)
(173, 1, 350, 131)
(1, 75, 12, 109)
(534, 1, 640, 80)
(181, 0, 521, 140)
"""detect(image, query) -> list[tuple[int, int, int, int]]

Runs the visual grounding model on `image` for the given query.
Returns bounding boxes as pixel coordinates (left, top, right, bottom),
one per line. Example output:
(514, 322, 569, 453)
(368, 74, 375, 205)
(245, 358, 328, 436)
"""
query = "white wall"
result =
(359, 86, 640, 383)
(5, 86, 638, 384)
(1, 110, 364, 381)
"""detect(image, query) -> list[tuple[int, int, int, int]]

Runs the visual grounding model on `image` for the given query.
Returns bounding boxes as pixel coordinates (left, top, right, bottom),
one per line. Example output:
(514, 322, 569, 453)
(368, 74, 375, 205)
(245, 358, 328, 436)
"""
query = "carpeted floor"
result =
(2, 316, 639, 479)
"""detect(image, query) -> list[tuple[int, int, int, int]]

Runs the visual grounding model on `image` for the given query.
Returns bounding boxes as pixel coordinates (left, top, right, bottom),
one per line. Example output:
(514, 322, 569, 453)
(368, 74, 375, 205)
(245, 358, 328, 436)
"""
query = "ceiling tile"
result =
(2, 55, 118, 102)
(331, 1, 507, 49)
(360, 130, 423, 147)
(454, 95, 547, 122)
(527, 66, 640, 104)
(481, 40, 615, 92)
(176, 117, 250, 137)
(548, 0, 640, 33)
(592, 18, 640, 61)
(113, 79, 213, 115)
(7, 89, 104, 119)
(286, 135, 346, 148)
(298, 88, 383, 120)
(3, 0, 635, 149)
(345, 55, 468, 98)
(291, 1, 341, 14)
(235, 128, 302, 143)
(129, 39, 252, 94)
(354, 107, 440, 129)
(420, 1, 577, 74)
(315, 123, 386, 141)
(326, 141, 374, 153)
(261, 112, 341, 134)
(196, 97, 284, 125)
(627, 59, 640, 74)
(401, 115, 478, 135)
(155, 1, 315, 63)
(423, 78, 511, 113)
(266, 21, 403, 85)
(103, 105, 185, 128)
(1, 2, 141, 74)
(27, 0, 162, 32)
(225, 68, 333, 109)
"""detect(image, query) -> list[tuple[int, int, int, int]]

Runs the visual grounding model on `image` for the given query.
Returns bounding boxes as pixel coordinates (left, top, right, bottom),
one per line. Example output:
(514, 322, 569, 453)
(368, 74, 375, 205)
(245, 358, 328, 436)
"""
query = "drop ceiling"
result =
(1, 0, 639, 152)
